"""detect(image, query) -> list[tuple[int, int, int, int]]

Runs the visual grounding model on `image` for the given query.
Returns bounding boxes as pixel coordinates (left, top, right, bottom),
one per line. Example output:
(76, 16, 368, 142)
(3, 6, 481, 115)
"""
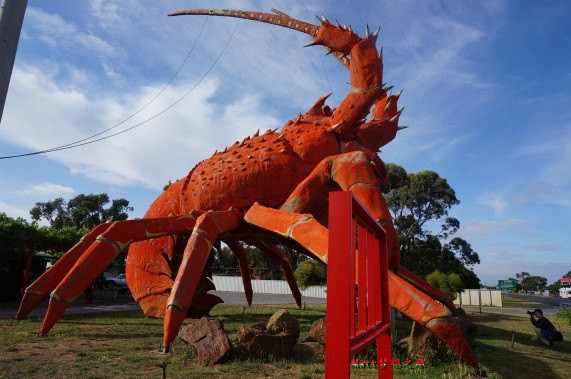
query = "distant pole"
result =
(0, 0, 28, 124)
(20, 244, 34, 300)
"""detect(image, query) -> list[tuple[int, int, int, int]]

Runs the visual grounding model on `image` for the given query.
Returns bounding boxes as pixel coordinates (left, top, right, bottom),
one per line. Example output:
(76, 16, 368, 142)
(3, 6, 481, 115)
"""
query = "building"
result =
(559, 277, 571, 299)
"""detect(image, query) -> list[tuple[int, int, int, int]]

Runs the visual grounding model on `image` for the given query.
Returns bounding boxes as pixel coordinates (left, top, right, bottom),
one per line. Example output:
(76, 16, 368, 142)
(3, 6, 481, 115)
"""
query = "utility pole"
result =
(0, 0, 28, 124)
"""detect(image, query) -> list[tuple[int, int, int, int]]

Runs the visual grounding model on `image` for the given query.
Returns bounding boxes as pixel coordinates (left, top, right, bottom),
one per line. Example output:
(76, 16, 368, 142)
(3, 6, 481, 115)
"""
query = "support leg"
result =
(244, 203, 329, 264)
(397, 265, 456, 310)
(40, 215, 198, 334)
(254, 242, 302, 307)
(17, 223, 112, 320)
(163, 209, 242, 350)
(388, 271, 479, 369)
(225, 240, 253, 306)
(279, 151, 400, 268)
(245, 203, 479, 369)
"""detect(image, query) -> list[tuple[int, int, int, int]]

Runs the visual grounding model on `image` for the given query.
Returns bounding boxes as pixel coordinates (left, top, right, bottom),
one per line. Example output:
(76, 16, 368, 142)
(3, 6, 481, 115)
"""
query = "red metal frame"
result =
(325, 191, 392, 378)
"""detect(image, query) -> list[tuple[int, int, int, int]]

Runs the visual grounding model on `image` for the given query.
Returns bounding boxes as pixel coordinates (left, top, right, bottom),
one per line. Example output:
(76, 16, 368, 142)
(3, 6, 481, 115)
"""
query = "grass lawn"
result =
(501, 296, 544, 309)
(0, 304, 569, 378)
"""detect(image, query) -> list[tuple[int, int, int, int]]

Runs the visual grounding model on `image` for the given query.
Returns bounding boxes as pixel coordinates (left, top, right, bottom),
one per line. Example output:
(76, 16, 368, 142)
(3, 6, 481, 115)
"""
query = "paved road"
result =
(461, 305, 557, 317)
(216, 291, 325, 305)
(5, 291, 564, 320)
(0, 291, 325, 319)
(0, 299, 140, 319)
(503, 292, 570, 307)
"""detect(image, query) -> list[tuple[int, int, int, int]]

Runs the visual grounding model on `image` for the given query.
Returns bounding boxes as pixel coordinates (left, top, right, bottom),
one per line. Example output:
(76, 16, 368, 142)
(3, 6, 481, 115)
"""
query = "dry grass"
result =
(0, 304, 569, 378)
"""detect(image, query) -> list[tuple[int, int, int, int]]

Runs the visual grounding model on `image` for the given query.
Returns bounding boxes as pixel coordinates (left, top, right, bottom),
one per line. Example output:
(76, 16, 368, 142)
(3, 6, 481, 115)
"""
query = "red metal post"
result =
(325, 191, 353, 378)
(325, 191, 392, 379)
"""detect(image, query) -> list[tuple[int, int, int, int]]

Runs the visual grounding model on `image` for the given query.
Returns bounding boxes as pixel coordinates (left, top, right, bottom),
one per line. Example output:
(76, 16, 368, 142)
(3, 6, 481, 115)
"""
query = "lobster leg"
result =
(280, 150, 400, 267)
(17, 223, 112, 320)
(389, 272, 478, 369)
(397, 265, 456, 311)
(163, 209, 242, 351)
(244, 207, 479, 369)
(39, 215, 198, 334)
(224, 240, 254, 306)
(253, 242, 302, 307)
(244, 203, 329, 263)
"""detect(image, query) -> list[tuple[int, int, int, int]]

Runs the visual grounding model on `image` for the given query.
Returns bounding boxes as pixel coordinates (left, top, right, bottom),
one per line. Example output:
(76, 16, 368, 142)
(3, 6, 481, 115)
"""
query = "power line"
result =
(0, 16, 209, 159)
(0, 17, 239, 160)
(47, 16, 211, 150)
(314, 48, 338, 105)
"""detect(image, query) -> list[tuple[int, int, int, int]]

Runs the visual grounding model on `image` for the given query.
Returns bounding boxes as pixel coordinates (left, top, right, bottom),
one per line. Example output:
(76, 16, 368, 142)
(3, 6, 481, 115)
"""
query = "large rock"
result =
(403, 321, 448, 360)
(178, 317, 233, 366)
(291, 342, 325, 360)
(237, 310, 300, 359)
(402, 310, 478, 360)
(266, 309, 300, 343)
(305, 318, 326, 345)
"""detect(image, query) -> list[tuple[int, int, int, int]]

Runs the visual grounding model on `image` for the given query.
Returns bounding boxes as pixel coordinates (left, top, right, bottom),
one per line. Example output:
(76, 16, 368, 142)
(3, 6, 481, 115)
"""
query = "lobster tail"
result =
(168, 9, 319, 37)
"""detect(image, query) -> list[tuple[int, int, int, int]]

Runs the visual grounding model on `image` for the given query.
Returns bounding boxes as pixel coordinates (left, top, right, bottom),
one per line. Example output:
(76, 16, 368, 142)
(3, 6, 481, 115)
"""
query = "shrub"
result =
(294, 259, 326, 289)
(426, 270, 465, 300)
(556, 307, 571, 326)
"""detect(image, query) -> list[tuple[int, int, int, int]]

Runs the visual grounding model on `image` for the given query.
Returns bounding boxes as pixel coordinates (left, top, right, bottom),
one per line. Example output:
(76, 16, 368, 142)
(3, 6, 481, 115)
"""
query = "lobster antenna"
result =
(169, 9, 319, 37)
(271, 9, 293, 18)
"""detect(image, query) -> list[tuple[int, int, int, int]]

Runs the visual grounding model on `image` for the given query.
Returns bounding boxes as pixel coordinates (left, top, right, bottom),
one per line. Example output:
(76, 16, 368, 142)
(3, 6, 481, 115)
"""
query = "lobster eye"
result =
(321, 105, 332, 116)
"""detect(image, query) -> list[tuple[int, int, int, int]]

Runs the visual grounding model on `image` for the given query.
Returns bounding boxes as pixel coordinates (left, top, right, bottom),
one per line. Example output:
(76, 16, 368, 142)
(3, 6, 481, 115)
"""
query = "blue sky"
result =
(0, 1, 569, 285)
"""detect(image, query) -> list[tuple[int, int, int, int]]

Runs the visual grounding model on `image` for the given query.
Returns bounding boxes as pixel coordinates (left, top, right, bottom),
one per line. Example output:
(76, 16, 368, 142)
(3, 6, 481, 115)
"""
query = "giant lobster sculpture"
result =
(17, 8, 479, 369)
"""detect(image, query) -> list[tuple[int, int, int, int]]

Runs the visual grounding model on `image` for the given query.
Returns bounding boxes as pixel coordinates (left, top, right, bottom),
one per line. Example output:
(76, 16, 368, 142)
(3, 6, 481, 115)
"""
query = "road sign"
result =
(498, 279, 516, 291)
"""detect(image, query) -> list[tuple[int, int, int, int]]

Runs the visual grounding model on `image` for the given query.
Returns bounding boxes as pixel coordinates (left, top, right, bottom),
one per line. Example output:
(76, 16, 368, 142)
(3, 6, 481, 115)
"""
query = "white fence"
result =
(77, 290, 118, 301)
(453, 289, 503, 309)
(212, 278, 504, 309)
(212, 275, 327, 298)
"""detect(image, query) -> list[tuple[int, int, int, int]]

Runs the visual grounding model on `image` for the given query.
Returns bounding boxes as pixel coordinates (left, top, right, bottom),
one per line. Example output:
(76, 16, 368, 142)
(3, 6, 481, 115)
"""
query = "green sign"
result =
(498, 279, 516, 291)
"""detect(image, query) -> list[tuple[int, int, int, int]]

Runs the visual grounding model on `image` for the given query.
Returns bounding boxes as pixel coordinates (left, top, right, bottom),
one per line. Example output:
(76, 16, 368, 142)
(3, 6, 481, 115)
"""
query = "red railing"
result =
(325, 191, 392, 378)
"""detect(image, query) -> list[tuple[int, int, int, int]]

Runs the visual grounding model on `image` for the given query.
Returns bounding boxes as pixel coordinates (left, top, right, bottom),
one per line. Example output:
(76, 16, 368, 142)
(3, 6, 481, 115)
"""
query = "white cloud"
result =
(26, 7, 114, 56)
(525, 244, 562, 252)
(459, 218, 530, 236)
(477, 192, 508, 216)
(0, 201, 31, 220)
(474, 258, 565, 285)
(2, 65, 279, 190)
(377, 2, 497, 166)
(23, 183, 75, 197)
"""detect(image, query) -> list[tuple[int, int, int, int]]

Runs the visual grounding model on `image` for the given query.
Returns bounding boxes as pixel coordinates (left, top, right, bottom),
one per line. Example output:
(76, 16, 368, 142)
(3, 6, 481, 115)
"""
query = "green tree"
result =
(521, 275, 547, 291)
(212, 246, 239, 270)
(0, 213, 87, 300)
(383, 163, 480, 287)
(426, 270, 465, 300)
(0, 212, 85, 256)
(516, 272, 530, 291)
(294, 259, 326, 289)
(30, 193, 133, 229)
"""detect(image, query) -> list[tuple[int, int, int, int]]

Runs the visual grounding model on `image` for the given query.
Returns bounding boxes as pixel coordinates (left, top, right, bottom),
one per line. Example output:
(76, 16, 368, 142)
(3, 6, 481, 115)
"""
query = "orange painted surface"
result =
(18, 8, 478, 366)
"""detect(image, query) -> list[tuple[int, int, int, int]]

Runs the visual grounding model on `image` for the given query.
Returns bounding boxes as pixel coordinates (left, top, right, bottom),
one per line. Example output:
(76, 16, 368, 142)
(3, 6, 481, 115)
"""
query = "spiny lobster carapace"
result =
(17, 8, 479, 369)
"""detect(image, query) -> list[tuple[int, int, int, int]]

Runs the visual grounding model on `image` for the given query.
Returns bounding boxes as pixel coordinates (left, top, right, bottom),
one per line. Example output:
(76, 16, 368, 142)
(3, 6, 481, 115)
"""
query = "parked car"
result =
(105, 274, 127, 288)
